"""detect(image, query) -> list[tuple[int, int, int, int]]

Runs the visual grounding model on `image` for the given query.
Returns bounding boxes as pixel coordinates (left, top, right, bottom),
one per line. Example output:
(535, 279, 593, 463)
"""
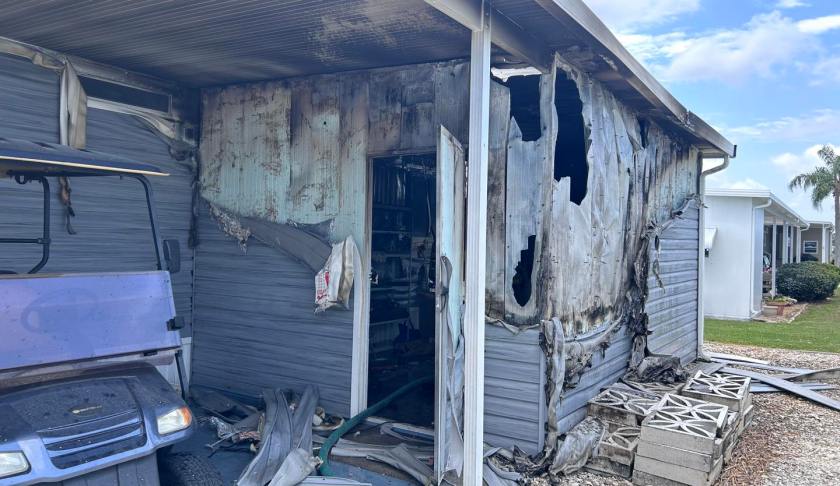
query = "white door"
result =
(434, 126, 466, 484)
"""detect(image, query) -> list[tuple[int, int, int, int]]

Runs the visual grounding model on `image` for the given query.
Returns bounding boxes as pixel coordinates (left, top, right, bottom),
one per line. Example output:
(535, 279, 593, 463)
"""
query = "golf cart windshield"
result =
(0, 138, 170, 275)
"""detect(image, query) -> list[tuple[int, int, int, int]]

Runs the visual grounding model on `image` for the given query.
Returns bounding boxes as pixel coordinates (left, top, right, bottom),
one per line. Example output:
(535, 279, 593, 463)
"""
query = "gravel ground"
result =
(548, 342, 840, 486)
(705, 342, 840, 486)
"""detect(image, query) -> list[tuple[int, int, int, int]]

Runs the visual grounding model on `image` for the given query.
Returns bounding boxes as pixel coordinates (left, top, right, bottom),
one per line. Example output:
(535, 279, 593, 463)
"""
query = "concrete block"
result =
(640, 394, 728, 454)
(622, 379, 684, 398)
(586, 456, 633, 479)
(633, 468, 689, 486)
(682, 371, 750, 412)
(636, 439, 721, 472)
(599, 426, 640, 465)
(588, 388, 660, 426)
(634, 455, 723, 486)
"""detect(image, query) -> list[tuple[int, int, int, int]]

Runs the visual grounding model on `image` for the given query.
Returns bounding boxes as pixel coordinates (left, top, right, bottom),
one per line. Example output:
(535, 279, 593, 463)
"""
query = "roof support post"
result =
(463, 3, 491, 485)
(796, 227, 802, 263)
(824, 227, 830, 263)
(771, 223, 777, 296)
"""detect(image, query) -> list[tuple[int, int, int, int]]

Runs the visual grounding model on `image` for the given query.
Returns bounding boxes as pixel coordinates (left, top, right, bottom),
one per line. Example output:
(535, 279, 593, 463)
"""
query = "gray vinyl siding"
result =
(84, 108, 195, 332)
(0, 53, 195, 332)
(646, 201, 700, 364)
(0, 55, 60, 269)
(191, 203, 354, 416)
(554, 325, 634, 434)
(0, 54, 59, 141)
(484, 325, 546, 455)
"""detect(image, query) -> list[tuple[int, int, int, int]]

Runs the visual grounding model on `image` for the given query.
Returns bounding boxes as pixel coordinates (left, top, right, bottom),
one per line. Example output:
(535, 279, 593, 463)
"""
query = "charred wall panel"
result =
(195, 61, 472, 418)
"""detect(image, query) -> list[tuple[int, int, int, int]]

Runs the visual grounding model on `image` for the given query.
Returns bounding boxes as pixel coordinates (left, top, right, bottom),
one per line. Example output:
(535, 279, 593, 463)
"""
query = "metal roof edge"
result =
(705, 188, 808, 225)
(534, 0, 735, 157)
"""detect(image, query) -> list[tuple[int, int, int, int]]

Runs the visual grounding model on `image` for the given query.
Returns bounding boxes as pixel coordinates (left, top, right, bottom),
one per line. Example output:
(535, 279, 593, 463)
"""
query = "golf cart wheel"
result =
(158, 452, 223, 486)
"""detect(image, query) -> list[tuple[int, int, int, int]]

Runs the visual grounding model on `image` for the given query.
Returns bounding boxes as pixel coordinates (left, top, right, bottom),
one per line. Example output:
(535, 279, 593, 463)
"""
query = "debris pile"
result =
(582, 368, 755, 485)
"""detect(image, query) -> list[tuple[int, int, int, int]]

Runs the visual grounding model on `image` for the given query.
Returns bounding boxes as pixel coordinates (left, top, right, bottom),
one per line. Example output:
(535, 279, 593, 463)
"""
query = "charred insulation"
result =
(553, 73, 588, 205)
(503, 75, 542, 142)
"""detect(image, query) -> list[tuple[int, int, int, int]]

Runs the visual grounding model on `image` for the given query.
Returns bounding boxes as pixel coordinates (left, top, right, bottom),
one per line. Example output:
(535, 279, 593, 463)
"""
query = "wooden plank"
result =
(721, 367, 840, 412)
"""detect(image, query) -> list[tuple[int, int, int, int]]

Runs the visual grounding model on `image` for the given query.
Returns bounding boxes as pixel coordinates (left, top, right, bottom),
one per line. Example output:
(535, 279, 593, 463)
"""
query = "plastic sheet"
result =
(548, 417, 606, 477)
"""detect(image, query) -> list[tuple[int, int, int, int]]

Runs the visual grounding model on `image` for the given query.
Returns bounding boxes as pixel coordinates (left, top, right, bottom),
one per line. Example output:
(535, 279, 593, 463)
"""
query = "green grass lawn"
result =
(705, 289, 840, 353)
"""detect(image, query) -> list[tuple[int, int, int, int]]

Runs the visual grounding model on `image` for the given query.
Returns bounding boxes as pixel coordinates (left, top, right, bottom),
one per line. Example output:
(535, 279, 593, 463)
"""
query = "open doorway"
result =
(367, 153, 437, 426)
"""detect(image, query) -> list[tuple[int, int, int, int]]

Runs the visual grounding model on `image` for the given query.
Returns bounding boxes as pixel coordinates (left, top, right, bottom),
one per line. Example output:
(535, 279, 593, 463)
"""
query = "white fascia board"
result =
(706, 188, 808, 226)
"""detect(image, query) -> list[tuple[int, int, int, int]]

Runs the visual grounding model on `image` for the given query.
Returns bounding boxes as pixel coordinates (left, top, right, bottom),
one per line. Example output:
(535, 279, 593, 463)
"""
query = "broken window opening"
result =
(553, 72, 588, 205)
(504, 75, 542, 142)
(512, 235, 536, 306)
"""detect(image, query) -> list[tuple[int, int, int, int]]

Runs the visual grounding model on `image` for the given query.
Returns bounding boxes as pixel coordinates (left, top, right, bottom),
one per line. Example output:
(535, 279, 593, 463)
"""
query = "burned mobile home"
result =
(0, 0, 736, 484)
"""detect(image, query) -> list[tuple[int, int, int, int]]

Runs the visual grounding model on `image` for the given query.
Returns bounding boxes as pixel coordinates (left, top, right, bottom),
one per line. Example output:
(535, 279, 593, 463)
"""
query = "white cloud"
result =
(771, 143, 839, 177)
(725, 109, 840, 142)
(811, 56, 840, 85)
(660, 12, 813, 83)
(706, 171, 768, 190)
(616, 11, 840, 85)
(776, 0, 809, 8)
(797, 14, 840, 34)
(583, 0, 699, 32)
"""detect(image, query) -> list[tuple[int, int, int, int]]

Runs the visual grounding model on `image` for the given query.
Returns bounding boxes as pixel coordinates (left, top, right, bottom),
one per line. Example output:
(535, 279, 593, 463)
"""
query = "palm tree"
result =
(788, 145, 840, 267)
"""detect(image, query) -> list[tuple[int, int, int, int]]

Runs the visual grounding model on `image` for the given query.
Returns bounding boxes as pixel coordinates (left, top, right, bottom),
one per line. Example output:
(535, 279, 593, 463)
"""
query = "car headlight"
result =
(156, 406, 193, 435)
(0, 452, 29, 479)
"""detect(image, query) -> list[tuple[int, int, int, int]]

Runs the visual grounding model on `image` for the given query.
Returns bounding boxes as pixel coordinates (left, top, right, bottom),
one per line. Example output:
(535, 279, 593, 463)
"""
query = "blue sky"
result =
(584, 0, 840, 221)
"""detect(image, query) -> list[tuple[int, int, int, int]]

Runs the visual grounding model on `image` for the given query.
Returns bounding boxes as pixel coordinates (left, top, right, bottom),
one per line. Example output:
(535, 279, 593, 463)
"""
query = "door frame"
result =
(350, 149, 438, 416)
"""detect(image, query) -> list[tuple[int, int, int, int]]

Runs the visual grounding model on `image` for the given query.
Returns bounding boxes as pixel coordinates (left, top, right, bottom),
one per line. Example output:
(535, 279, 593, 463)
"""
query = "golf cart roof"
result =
(0, 137, 168, 177)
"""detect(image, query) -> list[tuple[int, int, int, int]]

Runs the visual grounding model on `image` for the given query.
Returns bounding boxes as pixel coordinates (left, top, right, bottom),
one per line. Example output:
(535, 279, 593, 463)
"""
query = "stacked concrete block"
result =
(633, 394, 729, 486)
(682, 371, 751, 412)
(588, 387, 661, 427)
(682, 371, 753, 464)
(585, 426, 640, 478)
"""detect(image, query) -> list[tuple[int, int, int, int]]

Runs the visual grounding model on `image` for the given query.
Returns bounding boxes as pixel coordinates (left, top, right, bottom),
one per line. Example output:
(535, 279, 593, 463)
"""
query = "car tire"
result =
(158, 452, 223, 486)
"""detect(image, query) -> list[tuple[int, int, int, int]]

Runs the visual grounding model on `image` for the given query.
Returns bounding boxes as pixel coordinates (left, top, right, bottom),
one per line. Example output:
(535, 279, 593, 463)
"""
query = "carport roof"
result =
(706, 188, 809, 227)
(0, 0, 734, 157)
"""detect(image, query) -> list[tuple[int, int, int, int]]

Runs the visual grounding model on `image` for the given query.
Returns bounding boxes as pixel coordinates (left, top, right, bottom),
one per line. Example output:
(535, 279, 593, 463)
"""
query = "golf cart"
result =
(0, 139, 218, 485)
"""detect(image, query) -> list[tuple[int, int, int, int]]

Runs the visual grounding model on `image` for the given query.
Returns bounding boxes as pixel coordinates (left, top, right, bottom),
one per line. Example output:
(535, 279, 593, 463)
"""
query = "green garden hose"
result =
(318, 375, 433, 476)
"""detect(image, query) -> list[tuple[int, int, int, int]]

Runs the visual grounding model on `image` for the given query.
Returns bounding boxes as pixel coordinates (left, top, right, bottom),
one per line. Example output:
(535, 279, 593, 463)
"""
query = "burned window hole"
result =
(512, 235, 536, 306)
(503, 75, 542, 142)
(553, 73, 588, 205)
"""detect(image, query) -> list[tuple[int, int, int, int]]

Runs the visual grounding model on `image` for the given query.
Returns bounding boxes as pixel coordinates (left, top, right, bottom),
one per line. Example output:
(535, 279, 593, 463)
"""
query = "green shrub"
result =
(776, 262, 840, 301)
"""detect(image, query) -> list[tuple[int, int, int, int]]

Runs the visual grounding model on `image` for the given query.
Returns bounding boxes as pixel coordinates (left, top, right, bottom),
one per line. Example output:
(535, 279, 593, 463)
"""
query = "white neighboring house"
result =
(703, 189, 809, 320)
(800, 221, 835, 264)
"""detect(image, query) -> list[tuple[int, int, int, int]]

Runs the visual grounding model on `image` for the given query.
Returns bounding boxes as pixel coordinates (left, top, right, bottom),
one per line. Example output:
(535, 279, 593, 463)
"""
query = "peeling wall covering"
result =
(199, 61, 470, 249)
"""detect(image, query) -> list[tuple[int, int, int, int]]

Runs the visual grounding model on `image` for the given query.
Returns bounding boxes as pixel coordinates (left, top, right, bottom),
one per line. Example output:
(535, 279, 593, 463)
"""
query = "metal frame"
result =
(463, 3, 491, 484)
(0, 174, 51, 274)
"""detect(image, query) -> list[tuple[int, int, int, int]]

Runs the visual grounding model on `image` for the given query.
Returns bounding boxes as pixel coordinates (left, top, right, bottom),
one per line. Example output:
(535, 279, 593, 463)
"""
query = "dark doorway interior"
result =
(368, 153, 436, 426)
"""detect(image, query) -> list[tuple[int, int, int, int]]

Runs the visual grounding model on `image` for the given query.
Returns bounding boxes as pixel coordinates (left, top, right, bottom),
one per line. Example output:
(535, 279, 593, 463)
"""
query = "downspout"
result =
(750, 198, 772, 316)
(697, 154, 731, 359)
